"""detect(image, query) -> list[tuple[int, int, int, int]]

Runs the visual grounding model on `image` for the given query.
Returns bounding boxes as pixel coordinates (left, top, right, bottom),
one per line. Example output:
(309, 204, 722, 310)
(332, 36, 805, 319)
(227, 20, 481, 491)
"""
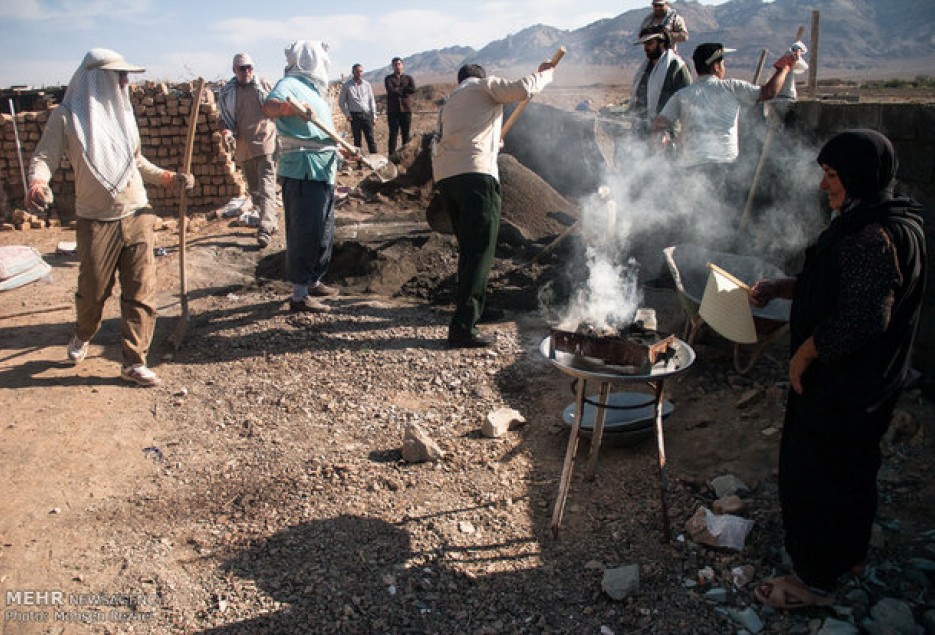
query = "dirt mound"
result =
(391, 133, 434, 187)
(499, 153, 578, 242)
(373, 135, 579, 244)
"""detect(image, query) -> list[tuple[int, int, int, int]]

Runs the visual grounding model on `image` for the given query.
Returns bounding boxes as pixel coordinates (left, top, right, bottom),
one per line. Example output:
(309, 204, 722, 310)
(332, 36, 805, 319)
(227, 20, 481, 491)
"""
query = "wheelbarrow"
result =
(663, 244, 791, 374)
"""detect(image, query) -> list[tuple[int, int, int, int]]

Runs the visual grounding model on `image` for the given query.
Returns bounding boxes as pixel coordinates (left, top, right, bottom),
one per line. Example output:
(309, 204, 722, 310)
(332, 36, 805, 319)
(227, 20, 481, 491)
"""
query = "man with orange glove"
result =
(27, 48, 195, 387)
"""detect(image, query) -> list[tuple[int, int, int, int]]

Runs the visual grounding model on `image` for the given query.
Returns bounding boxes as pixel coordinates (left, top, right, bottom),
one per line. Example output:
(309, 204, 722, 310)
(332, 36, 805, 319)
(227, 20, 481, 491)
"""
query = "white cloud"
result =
(0, 0, 153, 22)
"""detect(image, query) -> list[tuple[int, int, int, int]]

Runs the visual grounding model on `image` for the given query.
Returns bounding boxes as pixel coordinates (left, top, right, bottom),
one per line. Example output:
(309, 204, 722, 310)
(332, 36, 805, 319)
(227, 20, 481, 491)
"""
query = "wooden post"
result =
(551, 377, 586, 537)
(808, 11, 820, 94)
(752, 49, 768, 85)
(654, 380, 671, 542)
(739, 25, 806, 233)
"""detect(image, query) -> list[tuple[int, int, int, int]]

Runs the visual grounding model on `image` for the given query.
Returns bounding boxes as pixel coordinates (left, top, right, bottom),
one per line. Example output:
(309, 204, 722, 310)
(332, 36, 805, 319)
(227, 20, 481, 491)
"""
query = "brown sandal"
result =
(754, 575, 833, 610)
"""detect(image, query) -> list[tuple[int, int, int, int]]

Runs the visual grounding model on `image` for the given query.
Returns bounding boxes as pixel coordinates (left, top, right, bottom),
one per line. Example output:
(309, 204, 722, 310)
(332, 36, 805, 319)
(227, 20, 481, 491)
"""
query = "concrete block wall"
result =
(0, 80, 246, 224)
(791, 101, 935, 209)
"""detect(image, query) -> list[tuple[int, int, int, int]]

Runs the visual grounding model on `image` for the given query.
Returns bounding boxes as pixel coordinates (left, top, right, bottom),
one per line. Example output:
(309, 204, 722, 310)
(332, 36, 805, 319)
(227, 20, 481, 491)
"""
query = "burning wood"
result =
(550, 323, 676, 371)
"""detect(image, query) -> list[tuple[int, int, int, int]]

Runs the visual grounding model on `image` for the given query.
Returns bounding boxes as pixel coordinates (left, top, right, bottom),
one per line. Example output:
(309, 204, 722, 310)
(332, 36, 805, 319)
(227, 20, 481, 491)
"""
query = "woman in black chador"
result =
(749, 129, 926, 609)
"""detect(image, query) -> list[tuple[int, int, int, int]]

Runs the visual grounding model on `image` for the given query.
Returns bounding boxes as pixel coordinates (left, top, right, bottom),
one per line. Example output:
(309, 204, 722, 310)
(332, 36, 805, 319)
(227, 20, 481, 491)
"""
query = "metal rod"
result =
(8, 98, 29, 198)
(0, 303, 71, 322)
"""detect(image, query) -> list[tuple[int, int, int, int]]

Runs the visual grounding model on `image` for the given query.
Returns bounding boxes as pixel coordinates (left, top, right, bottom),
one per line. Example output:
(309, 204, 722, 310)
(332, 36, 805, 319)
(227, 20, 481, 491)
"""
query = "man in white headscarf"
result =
(263, 40, 353, 313)
(27, 48, 195, 387)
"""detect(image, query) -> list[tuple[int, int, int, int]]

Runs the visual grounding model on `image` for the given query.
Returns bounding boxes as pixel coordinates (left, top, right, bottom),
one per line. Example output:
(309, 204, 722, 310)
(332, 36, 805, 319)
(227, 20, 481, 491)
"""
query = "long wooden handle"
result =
(501, 46, 566, 140)
(178, 78, 205, 315)
(706, 262, 751, 292)
(285, 96, 357, 154)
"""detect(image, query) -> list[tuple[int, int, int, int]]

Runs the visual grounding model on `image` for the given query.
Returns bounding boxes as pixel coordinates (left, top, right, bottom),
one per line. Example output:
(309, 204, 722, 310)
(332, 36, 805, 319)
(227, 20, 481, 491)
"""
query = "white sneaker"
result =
(120, 364, 161, 387)
(67, 336, 89, 364)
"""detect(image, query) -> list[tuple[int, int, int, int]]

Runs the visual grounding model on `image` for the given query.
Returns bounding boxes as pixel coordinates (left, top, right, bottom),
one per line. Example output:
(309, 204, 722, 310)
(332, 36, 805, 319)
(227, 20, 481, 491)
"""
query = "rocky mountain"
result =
(364, 0, 935, 83)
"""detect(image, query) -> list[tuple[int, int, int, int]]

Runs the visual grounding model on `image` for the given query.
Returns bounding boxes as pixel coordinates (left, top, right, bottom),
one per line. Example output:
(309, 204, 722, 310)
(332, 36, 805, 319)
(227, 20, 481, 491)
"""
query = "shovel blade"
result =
(363, 154, 397, 183)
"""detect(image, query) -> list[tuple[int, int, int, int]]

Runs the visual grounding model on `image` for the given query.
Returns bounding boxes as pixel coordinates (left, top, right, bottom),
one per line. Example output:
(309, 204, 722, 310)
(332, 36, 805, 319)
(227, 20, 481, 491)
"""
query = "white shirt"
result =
(658, 75, 761, 167)
(338, 78, 377, 117)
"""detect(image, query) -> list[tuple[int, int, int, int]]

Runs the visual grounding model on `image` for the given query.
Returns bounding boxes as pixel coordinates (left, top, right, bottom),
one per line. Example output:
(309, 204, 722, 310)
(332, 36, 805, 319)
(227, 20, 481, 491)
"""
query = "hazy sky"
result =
(0, 0, 727, 88)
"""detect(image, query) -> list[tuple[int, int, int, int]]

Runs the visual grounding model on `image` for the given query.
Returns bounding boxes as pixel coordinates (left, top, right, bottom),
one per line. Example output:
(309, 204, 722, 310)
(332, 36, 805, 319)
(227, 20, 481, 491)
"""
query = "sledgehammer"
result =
(500, 46, 567, 140)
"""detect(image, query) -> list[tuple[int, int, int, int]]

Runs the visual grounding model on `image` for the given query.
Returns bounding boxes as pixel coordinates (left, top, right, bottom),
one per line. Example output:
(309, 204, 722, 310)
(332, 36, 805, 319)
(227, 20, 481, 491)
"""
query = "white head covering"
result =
(284, 40, 331, 94)
(62, 48, 144, 195)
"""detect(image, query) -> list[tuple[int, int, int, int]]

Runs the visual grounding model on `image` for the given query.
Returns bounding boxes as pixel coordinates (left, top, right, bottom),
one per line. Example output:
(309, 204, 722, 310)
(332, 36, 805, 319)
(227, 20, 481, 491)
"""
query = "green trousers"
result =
(437, 173, 501, 337)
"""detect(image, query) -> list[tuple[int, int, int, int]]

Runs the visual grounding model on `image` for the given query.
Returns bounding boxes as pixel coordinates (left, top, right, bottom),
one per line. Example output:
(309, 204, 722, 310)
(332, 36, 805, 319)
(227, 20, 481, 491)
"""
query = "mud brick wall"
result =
(0, 80, 245, 223)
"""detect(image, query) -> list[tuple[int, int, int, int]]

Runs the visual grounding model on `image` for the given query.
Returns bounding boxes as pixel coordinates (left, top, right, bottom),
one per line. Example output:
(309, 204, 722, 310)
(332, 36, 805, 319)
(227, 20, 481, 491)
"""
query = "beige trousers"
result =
(74, 209, 157, 367)
(241, 154, 279, 234)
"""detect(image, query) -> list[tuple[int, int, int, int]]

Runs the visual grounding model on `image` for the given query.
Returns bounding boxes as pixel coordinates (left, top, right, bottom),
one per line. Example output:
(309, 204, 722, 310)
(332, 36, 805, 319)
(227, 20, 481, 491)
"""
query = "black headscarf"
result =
(816, 129, 898, 204)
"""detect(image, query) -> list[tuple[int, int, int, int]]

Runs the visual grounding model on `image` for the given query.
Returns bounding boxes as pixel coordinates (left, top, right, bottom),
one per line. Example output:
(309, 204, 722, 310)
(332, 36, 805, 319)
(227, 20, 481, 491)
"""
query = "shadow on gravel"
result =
(173, 297, 452, 367)
(201, 514, 568, 634)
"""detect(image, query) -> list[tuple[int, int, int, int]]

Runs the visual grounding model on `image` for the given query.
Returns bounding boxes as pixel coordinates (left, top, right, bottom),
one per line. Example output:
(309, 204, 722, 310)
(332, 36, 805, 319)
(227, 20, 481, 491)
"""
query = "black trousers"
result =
(779, 388, 897, 591)
(350, 112, 377, 154)
(437, 173, 501, 338)
(387, 111, 412, 155)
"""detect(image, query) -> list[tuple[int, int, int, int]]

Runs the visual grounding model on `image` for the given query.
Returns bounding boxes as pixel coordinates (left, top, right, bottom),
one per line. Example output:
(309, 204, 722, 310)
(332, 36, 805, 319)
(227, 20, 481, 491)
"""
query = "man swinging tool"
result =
(431, 58, 557, 348)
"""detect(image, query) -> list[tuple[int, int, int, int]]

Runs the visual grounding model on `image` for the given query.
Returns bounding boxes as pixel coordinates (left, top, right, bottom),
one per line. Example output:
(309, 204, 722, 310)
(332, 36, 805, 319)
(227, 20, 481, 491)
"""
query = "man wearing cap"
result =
(27, 48, 195, 387)
(218, 53, 279, 248)
(651, 43, 799, 170)
(630, 25, 692, 135)
(639, 0, 688, 51)
(338, 63, 379, 156)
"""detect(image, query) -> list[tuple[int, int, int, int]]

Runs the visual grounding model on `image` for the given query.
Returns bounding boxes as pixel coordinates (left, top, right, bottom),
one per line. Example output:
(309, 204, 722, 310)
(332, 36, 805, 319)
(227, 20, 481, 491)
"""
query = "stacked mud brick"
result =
(0, 80, 246, 228)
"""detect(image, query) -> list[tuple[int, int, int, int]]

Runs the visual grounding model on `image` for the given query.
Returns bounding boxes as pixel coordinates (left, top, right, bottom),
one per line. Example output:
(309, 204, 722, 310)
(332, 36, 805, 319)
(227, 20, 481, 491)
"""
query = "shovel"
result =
(285, 96, 397, 183)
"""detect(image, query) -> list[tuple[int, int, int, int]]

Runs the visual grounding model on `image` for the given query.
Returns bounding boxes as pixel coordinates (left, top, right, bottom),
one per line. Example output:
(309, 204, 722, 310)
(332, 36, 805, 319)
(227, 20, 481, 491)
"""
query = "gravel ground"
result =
(68, 253, 935, 634)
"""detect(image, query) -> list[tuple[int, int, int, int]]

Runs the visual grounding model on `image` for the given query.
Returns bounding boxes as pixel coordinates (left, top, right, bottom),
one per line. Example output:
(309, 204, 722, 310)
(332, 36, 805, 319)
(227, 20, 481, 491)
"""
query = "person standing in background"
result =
(338, 63, 378, 155)
(384, 57, 415, 156)
(629, 25, 692, 136)
(218, 53, 279, 248)
(639, 0, 689, 51)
